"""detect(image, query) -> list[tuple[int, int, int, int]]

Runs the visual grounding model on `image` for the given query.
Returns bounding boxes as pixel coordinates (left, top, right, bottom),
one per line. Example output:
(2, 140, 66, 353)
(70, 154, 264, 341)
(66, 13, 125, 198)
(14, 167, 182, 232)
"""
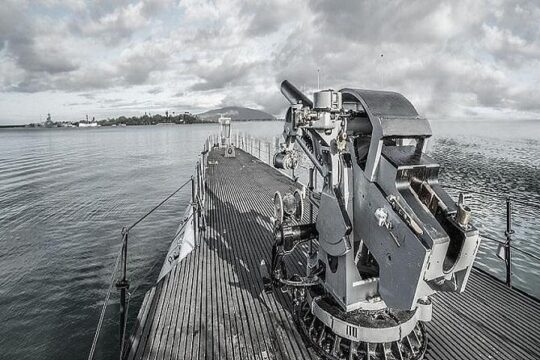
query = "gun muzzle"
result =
(281, 80, 313, 108)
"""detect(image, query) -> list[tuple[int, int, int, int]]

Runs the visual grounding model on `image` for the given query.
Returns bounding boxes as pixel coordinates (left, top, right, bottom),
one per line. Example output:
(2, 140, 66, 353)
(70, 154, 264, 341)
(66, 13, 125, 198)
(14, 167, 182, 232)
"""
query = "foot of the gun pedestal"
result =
(292, 287, 428, 360)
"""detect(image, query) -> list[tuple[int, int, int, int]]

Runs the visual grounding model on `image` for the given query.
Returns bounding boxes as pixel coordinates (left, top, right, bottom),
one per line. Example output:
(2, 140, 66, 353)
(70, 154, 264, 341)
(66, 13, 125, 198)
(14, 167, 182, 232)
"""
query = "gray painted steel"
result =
(124, 148, 540, 360)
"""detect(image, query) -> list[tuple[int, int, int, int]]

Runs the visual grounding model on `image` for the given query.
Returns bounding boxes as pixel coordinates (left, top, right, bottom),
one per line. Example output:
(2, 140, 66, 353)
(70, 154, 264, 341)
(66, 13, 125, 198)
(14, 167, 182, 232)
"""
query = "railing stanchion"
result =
(192, 176, 198, 246)
(116, 227, 129, 346)
(505, 197, 513, 288)
(89, 177, 192, 360)
(197, 160, 202, 204)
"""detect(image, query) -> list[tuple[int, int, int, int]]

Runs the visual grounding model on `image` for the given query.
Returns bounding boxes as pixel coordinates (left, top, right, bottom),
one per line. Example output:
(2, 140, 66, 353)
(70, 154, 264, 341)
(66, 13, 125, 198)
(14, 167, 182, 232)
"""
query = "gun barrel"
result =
(280, 80, 313, 107)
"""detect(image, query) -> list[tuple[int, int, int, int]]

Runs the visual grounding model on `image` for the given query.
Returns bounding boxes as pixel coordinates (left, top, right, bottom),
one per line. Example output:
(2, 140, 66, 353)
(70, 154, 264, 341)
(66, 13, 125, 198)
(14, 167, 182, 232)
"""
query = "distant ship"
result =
(78, 122, 99, 128)
(79, 115, 100, 128)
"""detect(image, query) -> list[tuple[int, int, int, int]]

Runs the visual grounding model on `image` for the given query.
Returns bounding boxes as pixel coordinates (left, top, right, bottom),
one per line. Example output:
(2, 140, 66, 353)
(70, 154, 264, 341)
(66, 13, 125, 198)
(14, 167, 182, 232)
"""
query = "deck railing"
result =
(88, 146, 208, 360)
(89, 132, 538, 359)
(234, 132, 540, 294)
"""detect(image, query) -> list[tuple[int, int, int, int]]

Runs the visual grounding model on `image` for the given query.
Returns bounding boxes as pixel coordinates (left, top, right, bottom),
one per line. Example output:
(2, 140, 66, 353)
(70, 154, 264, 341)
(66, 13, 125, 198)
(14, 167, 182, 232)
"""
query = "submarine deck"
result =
(124, 147, 540, 360)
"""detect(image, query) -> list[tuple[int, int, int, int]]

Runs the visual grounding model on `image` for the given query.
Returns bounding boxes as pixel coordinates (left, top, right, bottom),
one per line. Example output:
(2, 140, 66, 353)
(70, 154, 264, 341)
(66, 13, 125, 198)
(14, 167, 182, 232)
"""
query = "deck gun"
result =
(263, 80, 481, 360)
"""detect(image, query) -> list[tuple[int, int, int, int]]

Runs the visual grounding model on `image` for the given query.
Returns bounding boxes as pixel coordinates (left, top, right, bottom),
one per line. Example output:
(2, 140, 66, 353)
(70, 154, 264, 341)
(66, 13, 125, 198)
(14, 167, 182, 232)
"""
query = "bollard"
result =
(505, 197, 513, 287)
(268, 142, 271, 164)
(259, 139, 261, 159)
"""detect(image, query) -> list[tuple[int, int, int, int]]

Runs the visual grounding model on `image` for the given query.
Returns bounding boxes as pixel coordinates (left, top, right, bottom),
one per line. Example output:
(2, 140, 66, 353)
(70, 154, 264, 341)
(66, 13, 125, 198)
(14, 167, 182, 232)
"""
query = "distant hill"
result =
(197, 106, 276, 122)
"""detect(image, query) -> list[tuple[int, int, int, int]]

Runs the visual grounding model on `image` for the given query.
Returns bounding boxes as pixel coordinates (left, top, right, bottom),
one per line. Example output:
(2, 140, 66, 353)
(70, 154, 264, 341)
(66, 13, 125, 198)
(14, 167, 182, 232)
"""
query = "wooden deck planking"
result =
(214, 164, 287, 359)
(426, 270, 540, 360)
(124, 147, 540, 360)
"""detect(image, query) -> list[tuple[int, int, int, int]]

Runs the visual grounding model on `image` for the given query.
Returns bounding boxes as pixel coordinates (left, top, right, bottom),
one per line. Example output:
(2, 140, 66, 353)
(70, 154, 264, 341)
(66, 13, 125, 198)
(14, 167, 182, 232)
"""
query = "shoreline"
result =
(0, 119, 282, 129)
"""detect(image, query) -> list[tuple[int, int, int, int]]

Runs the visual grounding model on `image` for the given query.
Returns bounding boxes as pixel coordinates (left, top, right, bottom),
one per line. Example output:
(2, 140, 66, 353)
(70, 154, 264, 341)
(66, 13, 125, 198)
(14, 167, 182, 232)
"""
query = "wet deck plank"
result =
(124, 147, 540, 360)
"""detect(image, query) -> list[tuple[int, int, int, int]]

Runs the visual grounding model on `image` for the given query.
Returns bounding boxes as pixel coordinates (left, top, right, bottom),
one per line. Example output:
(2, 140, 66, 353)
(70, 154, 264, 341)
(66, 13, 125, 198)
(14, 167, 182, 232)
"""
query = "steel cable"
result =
(471, 234, 540, 262)
(441, 184, 540, 210)
(480, 234, 506, 245)
(88, 247, 122, 360)
(115, 214, 193, 360)
(252, 139, 540, 264)
(245, 137, 539, 210)
(88, 178, 193, 360)
(249, 137, 540, 263)
(127, 178, 192, 232)
(511, 246, 540, 262)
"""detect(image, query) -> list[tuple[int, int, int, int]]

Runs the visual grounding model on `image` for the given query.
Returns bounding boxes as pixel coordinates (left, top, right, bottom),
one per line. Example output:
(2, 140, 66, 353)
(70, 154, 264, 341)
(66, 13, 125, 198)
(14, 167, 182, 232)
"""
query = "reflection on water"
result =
(430, 120, 540, 298)
(0, 120, 538, 360)
(0, 125, 214, 360)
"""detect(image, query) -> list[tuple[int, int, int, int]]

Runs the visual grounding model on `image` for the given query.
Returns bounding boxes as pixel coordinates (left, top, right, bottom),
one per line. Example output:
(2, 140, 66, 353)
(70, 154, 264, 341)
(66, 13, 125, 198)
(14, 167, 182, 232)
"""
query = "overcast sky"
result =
(0, 0, 539, 124)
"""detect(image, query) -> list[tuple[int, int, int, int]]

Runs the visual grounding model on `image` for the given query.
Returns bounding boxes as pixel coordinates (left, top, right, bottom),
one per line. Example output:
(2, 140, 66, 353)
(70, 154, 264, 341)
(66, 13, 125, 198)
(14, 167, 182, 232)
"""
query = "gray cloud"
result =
(0, 2, 78, 77)
(309, 1, 485, 44)
(147, 86, 163, 94)
(1, 0, 539, 123)
(118, 45, 171, 85)
(9, 39, 79, 74)
(240, 1, 289, 37)
(65, 0, 175, 46)
(264, 0, 540, 118)
(189, 61, 260, 91)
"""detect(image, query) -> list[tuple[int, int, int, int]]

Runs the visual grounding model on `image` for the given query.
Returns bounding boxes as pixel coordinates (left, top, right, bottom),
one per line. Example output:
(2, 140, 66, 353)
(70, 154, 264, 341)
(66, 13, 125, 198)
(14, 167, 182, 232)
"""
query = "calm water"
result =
(0, 121, 538, 359)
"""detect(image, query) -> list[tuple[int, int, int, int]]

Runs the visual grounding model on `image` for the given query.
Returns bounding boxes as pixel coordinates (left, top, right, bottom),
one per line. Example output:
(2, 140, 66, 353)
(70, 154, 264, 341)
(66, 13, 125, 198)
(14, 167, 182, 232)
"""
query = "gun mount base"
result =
(293, 286, 428, 360)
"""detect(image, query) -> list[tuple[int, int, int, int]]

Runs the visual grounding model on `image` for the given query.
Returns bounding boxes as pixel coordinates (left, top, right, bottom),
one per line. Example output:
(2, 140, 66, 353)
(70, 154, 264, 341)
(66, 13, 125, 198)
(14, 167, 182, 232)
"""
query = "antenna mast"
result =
(380, 54, 384, 88)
